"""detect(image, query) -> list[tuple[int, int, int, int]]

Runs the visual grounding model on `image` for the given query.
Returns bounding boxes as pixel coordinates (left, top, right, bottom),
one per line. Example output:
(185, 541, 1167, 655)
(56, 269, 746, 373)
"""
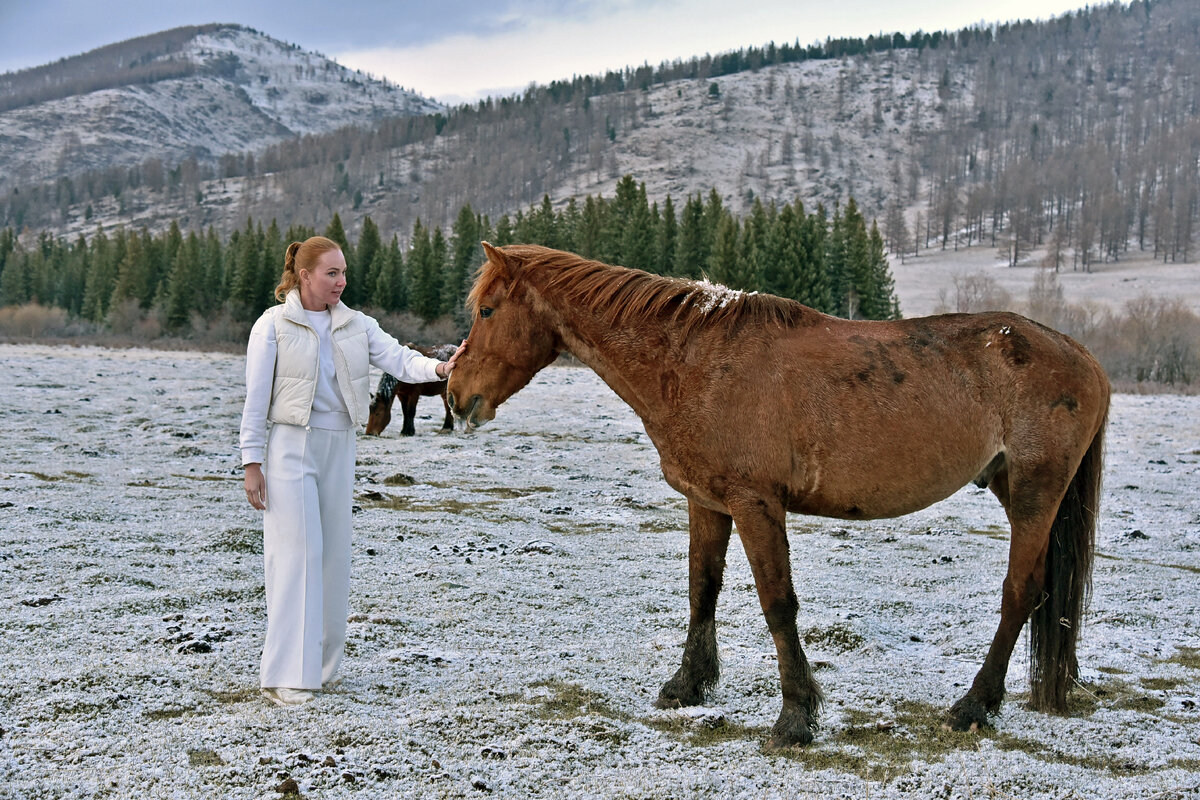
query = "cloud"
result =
(336, 0, 819, 104)
(336, 0, 1091, 104)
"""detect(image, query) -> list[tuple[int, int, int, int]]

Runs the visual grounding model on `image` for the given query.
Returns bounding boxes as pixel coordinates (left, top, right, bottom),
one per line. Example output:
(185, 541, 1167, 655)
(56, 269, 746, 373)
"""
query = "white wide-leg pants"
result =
(260, 422, 355, 690)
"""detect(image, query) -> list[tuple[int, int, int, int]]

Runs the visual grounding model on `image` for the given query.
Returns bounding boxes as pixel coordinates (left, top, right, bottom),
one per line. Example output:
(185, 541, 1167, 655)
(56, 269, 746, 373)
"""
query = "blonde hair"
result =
(274, 236, 343, 301)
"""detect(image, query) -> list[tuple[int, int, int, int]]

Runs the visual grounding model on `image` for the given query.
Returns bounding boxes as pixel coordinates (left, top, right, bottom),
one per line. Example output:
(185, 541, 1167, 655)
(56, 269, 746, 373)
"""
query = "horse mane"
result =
(374, 371, 398, 401)
(469, 244, 818, 339)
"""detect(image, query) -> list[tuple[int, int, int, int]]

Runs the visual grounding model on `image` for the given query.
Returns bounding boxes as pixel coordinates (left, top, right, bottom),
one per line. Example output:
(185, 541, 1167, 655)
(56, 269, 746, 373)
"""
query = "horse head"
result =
(448, 242, 560, 430)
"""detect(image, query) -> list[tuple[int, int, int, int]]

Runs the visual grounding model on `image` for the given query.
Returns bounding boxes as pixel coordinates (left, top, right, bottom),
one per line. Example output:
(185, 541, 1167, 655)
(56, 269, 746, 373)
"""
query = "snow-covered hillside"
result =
(0, 25, 441, 190)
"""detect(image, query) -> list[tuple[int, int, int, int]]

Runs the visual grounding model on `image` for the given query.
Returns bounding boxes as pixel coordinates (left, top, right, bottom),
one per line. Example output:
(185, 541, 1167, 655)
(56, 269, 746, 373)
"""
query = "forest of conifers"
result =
(0, 176, 898, 338)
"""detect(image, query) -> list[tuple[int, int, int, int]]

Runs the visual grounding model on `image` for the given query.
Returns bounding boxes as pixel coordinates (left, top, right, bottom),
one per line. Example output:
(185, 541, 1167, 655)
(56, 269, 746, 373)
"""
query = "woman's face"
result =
(300, 248, 347, 310)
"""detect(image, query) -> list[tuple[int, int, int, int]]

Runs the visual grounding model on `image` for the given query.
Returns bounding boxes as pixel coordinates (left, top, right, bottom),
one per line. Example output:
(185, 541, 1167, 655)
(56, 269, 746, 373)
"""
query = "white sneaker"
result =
(262, 687, 314, 707)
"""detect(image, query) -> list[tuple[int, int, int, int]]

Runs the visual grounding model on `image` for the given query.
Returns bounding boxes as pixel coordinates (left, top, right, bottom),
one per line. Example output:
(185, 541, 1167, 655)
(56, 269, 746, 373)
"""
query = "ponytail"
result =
(274, 237, 340, 301)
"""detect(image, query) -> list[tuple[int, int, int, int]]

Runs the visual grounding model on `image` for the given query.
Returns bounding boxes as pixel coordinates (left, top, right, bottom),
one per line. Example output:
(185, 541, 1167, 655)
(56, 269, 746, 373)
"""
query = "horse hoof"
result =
(764, 728, 814, 751)
(945, 698, 988, 732)
(765, 707, 815, 749)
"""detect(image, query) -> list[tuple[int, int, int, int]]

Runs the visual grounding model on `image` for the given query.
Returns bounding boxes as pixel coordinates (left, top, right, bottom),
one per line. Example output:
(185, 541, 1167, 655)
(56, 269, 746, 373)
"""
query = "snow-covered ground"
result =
(1, 343, 1198, 799)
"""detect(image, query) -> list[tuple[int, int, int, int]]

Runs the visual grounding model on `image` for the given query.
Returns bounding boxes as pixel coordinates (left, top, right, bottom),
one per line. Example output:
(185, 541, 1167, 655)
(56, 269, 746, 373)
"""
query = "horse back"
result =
(656, 310, 1108, 521)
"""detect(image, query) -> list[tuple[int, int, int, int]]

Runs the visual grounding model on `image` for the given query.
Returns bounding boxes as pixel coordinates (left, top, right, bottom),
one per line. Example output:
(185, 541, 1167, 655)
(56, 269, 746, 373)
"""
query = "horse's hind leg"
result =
(656, 500, 731, 709)
(946, 468, 1061, 730)
(729, 495, 822, 748)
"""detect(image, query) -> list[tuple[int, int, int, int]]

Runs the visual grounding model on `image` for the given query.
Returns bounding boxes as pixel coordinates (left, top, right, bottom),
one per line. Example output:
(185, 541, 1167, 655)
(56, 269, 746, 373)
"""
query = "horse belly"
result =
(787, 435, 997, 521)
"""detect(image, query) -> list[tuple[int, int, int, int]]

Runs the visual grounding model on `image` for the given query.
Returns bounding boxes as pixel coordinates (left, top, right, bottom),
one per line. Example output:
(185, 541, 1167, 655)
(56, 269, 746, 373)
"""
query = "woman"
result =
(240, 235, 463, 707)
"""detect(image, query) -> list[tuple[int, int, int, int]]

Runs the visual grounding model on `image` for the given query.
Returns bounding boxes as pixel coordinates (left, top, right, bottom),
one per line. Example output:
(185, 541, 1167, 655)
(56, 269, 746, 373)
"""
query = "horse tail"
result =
(1029, 407, 1106, 712)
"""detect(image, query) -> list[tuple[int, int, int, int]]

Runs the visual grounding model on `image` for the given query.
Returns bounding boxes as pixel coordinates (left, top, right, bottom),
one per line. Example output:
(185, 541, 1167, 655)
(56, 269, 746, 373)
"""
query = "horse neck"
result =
(536, 291, 685, 422)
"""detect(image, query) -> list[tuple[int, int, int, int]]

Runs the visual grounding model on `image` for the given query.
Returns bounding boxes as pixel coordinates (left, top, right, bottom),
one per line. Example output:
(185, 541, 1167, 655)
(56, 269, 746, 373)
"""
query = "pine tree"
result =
(706, 212, 741, 287)
(324, 213, 354, 284)
(356, 216, 383, 308)
(674, 193, 708, 278)
(259, 220, 282, 312)
(796, 203, 831, 312)
(656, 195, 677, 276)
(81, 228, 118, 322)
(616, 179, 655, 271)
(493, 214, 514, 246)
(164, 231, 201, 330)
(738, 199, 772, 291)
(763, 202, 799, 299)
(110, 229, 151, 310)
(576, 196, 605, 259)
(228, 218, 263, 317)
(0, 242, 29, 306)
(447, 204, 481, 317)
(201, 227, 225, 311)
(372, 234, 406, 312)
(408, 220, 442, 321)
(559, 197, 581, 253)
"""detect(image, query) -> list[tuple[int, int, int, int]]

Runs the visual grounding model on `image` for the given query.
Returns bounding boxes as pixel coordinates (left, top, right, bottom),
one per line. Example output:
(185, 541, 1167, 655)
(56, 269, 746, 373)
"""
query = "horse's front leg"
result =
(656, 499, 731, 709)
(731, 495, 822, 749)
(438, 392, 454, 431)
(399, 394, 418, 436)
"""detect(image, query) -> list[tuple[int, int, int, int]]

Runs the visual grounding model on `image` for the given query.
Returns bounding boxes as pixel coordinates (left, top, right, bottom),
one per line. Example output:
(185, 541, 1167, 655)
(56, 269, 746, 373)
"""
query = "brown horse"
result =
(365, 343, 455, 436)
(448, 243, 1109, 749)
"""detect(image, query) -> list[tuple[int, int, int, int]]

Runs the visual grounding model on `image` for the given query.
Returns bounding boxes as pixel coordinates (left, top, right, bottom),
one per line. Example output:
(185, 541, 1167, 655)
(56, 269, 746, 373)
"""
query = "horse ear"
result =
(481, 241, 512, 277)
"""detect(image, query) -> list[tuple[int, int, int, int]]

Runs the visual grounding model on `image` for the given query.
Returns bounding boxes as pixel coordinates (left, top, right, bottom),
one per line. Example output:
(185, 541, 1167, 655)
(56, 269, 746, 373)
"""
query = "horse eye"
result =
(479, 307, 494, 319)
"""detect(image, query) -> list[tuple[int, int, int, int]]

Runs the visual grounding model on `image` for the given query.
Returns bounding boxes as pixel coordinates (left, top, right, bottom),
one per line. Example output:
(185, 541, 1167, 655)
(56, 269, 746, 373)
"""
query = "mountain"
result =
(3, 0, 1198, 280)
(0, 24, 442, 192)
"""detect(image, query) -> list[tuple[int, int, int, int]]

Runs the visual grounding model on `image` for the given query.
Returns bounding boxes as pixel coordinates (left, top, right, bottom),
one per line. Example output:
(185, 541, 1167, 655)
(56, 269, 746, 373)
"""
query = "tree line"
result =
(0, 177, 898, 340)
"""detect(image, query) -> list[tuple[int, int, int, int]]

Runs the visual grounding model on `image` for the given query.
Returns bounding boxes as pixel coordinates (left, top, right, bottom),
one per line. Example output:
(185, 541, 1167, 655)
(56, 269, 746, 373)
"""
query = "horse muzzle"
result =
(449, 392, 492, 431)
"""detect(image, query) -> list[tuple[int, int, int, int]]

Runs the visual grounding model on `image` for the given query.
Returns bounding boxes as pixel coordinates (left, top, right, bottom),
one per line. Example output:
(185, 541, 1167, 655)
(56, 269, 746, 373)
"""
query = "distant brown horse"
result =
(448, 243, 1109, 749)
(365, 343, 456, 436)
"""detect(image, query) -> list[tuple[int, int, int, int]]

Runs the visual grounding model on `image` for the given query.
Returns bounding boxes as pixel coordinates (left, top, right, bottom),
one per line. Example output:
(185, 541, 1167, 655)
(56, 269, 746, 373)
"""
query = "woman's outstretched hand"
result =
(437, 339, 467, 379)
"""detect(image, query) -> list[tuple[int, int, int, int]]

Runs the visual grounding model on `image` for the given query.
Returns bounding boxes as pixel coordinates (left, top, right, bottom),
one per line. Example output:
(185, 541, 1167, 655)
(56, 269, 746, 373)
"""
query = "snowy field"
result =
(1, 342, 1198, 799)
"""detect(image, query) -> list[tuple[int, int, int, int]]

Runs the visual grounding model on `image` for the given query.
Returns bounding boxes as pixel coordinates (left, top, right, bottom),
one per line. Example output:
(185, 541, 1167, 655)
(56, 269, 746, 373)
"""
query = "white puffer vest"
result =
(266, 289, 372, 427)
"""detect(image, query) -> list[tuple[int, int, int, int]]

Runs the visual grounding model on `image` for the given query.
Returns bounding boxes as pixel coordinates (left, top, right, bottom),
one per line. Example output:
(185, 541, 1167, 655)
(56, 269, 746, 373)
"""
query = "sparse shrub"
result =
(0, 303, 70, 337)
(1087, 295, 1200, 388)
(934, 271, 1014, 313)
(370, 309, 465, 347)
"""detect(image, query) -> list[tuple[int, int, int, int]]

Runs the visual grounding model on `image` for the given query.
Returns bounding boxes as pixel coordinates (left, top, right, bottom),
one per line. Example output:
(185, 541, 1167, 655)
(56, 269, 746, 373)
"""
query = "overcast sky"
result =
(1, 0, 1092, 105)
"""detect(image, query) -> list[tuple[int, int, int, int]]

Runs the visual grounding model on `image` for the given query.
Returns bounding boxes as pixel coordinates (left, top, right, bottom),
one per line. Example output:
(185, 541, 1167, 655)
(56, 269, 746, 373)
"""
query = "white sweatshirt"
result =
(240, 295, 443, 465)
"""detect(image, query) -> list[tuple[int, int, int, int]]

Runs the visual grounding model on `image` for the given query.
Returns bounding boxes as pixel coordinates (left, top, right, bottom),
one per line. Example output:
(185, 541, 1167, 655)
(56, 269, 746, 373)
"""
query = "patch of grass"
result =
(187, 748, 225, 766)
(144, 707, 191, 721)
(203, 585, 264, 603)
(1165, 647, 1200, 671)
(52, 699, 111, 719)
(1140, 676, 1183, 692)
(528, 679, 630, 722)
(205, 688, 260, 705)
(1076, 678, 1167, 713)
(24, 471, 69, 482)
(638, 518, 686, 534)
(644, 713, 767, 747)
(357, 492, 497, 516)
(968, 525, 1009, 540)
(209, 527, 262, 555)
(170, 473, 231, 482)
(474, 486, 555, 498)
(82, 573, 157, 589)
(802, 623, 866, 652)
